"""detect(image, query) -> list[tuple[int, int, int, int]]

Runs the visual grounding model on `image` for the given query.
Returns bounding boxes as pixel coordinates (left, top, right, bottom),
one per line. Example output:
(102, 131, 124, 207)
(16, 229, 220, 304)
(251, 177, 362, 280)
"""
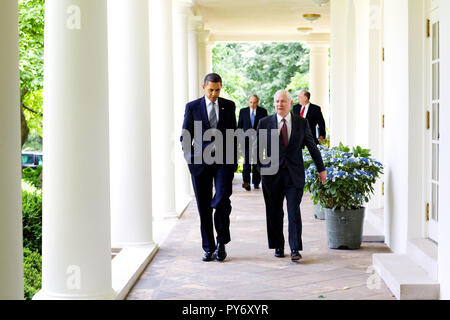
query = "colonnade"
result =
(0, 0, 212, 300)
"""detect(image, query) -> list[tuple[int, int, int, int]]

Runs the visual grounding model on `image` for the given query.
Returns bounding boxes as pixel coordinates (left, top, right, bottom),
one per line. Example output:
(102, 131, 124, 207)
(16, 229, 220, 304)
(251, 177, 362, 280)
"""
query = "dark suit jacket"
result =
(238, 106, 268, 131)
(293, 103, 326, 145)
(257, 113, 325, 188)
(181, 96, 237, 177)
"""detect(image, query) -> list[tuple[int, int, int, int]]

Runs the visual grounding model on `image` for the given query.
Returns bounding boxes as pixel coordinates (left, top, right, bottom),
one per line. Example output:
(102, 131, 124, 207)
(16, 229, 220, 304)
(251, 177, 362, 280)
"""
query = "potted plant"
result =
(303, 149, 326, 220)
(304, 144, 384, 249)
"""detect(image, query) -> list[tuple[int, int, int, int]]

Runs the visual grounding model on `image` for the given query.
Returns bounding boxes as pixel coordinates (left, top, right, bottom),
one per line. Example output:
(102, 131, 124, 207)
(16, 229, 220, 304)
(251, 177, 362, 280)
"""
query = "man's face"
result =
(202, 82, 222, 103)
(298, 91, 309, 106)
(274, 92, 293, 118)
(248, 96, 258, 110)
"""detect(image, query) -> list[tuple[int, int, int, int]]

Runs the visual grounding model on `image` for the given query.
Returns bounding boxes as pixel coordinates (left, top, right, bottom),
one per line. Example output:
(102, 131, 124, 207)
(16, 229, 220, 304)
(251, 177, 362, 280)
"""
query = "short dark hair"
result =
(301, 90, 311, 100)
(249, 94, 259, 102)
(204, 73, 222, 85)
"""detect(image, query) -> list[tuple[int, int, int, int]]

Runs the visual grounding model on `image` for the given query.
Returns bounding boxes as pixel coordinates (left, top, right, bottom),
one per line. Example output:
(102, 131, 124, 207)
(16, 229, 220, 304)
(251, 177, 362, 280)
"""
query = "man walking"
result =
(181, 73, 237, 262)
(238, 95, 268, 191)
(293, 90, 326, 145)
(257, 90, 326, 261)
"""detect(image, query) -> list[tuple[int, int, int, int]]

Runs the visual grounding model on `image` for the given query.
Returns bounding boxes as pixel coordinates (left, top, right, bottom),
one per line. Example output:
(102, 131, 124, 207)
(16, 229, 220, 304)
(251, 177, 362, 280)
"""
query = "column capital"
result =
(173, 0, 193, 15)
(306, 41, 330, 49)
(188, 15, 203, 32)
(197, 29, 211, 44)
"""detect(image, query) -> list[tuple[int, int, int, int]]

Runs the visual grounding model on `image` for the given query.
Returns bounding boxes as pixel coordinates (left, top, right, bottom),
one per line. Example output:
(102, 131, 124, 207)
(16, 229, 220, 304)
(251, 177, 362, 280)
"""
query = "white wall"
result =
(330, 0, 349, 146)
(331, 0, 384, 209)
(383, 0, 427, 251)
(439, 0, 450, 300)
(383, 0, 411, 253)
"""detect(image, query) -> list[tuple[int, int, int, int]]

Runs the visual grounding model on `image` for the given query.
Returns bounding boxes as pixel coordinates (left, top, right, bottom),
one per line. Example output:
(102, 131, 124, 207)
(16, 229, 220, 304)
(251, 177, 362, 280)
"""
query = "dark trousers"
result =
(262, 167, 304, 251)
(243, 164, 261, 186)
(191, 164, 234, 252)
(242, 144, 261, 186)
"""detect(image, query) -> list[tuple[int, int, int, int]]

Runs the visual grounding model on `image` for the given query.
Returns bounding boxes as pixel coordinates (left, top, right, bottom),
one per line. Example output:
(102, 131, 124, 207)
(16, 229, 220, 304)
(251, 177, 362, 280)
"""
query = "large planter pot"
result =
(313, 204, 325, 220)
(324, 207, 365, 250)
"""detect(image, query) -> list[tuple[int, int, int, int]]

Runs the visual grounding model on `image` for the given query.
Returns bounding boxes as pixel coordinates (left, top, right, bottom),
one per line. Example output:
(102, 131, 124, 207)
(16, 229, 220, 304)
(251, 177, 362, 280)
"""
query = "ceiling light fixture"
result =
(312, 0, 330, 6)
(297, 27, 313, 35)
(303, 13, 321, 23)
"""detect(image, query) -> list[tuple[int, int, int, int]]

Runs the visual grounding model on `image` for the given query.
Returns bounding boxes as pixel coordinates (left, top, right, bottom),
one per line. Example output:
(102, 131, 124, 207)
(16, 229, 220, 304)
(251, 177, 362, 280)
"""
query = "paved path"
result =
(127, 176, 395, 300)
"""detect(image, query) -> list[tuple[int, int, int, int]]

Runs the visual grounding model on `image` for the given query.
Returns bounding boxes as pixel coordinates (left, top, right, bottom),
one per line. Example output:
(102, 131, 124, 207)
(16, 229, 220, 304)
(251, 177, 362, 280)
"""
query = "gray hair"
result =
(274, 90, 293, 103)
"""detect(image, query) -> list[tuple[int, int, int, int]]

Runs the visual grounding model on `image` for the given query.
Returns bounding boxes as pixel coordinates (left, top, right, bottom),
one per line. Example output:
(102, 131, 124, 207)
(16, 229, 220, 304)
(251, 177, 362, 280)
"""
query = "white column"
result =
(367, 0, 384, 209)
(149, 0, 177, 219)
(35, 0, 114, 299)
(172, 1, 193, 215)
(308, 43, 330, 127)
(205, 42, 215, 74)
(330, 0, 349, 146)
(188, 16, 202, 101)
(0, 0, 24, 300)
(197, 30, 210, 95)
(108, 0, 154, 247)
(383, 0, 425, 252)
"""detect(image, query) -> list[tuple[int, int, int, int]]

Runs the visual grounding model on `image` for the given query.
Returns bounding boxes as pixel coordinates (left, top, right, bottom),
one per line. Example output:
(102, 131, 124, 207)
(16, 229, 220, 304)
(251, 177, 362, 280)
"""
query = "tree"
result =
(213, 42, 310, 114)
(19, 0, 45, 148)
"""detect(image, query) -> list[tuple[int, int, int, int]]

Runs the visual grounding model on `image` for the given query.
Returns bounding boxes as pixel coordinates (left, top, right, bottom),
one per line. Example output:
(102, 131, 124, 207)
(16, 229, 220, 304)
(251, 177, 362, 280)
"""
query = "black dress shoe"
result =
(291, 250, 302, 261)
(215, 244, 227, 262)
(254, 185, 260, 189)
(242, 183, 251, 191)
(274, 248, 285, 258)
(202, 251, 216, 262)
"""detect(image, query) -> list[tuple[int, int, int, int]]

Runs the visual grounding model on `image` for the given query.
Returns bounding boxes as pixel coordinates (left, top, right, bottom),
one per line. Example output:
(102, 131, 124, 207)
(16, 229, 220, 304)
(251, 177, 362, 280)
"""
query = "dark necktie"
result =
(209, 102, 217, 128)
(280, 118, 288, 148)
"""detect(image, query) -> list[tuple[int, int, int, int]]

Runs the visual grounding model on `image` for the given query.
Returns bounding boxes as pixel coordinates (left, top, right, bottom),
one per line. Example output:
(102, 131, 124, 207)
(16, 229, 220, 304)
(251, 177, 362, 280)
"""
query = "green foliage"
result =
(22, 166, 43, 188)
(22, 132, 43, 151)
(23, 247, 42, 300)
(19, 0, 45, 93)
(213, 42, 310, 114)
(23, 89, 44, 138)
(19, 0, 45, 141)
(22, 180, 42, 253)
(304, 145, 384, 211)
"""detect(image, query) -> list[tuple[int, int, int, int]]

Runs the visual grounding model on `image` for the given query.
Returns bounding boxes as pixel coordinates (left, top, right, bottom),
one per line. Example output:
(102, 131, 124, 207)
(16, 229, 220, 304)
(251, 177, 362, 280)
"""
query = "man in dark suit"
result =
(181, 73, 237, 262)
(293, 90, 326, 145)
(257, 90, 327, 262)
(238, 95, 268, 191)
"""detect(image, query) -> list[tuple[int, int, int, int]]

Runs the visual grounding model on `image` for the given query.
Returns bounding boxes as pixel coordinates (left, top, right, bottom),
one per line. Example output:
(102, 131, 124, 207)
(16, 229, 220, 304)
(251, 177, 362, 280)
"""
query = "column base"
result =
(33, 289, 115, 300)
(153, 210, 180, 220)
(111, 240, 156, 249)
(176, 196, 192, 218)
(112, 244, 159, 300)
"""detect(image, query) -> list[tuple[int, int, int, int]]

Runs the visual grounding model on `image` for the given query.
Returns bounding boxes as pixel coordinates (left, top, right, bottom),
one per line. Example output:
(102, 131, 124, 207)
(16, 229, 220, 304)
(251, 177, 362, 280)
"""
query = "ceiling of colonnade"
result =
(192, 0, 330, 42)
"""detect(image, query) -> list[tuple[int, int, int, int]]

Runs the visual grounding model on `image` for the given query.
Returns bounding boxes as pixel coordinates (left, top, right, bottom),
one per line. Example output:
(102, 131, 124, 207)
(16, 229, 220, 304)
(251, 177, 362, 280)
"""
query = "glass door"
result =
(427, 7, 440, 242)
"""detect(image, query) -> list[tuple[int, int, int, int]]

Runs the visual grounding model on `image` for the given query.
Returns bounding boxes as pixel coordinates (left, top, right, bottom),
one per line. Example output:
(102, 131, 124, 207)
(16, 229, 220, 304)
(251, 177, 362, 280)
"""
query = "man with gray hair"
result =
(257, 90, 327, 261)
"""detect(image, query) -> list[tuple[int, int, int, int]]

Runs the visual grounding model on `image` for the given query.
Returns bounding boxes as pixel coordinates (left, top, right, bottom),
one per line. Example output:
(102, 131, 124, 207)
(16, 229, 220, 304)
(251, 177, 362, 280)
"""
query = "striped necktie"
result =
(209, 102, 217, 128)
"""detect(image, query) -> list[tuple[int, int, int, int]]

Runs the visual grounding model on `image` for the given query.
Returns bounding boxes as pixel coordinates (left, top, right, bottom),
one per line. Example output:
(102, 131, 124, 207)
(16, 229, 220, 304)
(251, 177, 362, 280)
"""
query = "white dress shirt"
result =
(300, 103, 310, 118)
(276, 112, 292, 141)
(205, 96, 219, 122)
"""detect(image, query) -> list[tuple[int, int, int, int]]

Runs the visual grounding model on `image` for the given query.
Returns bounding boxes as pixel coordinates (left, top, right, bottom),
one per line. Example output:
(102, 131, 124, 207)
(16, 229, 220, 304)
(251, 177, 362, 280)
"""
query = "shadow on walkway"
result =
(127, 175, 394, 300)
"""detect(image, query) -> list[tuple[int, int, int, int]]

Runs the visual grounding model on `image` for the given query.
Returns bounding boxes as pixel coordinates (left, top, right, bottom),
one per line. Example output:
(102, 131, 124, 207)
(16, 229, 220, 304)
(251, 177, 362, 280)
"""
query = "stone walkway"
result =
(127, 175, 395, 300)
